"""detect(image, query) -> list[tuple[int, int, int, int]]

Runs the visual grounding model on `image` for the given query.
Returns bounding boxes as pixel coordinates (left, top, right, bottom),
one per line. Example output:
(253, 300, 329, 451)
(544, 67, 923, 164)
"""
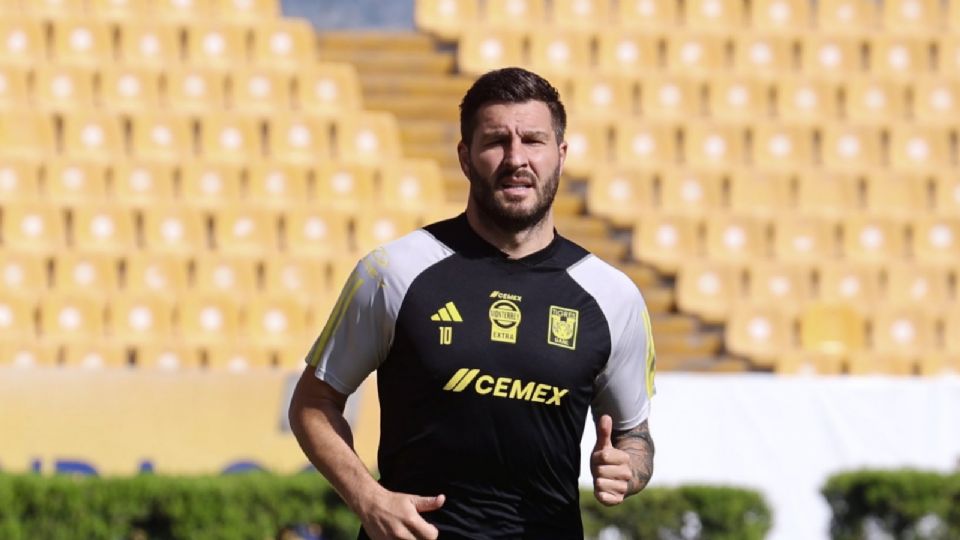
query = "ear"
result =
(557, 139, 568, 176)
(457, 140, 471, 178)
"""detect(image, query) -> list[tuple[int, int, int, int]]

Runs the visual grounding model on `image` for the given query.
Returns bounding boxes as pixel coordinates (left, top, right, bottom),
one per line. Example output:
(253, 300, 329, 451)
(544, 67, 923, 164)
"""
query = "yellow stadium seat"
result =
(136, 343, 201, 370)
(707, 77, 769, 122)
(315, 161, 376, 210)
(727, 171, 793, 218)
(816, 261, 882, 306)
(22, 0, 86, 17)
(0, 65, 29, 110)
(213, 0, 279, 21)
(913, 78, 960, 125)
(108, 295, 174, 344)
(211, 206, 278, 255)
(61, 112, 125, 163)
(44, 159, 108, 205)
(192, 254, 259, 297)
(40, 295, 106, 343)
(676, 260, 741, 323)
(613, 121, 676, 168)
(32, 65, 96, 112)
(0, 18, 45, 66)
(250, 19, 315, 70)
(684, 0, 745, 31)
(863, 173, 928, 219)
(122, 253, 190, 295)
(354, 209, 421, 254)
(888, 126, 951, 173)
(733, 34, 796, 76)
(550, 0, 611, 29)
(704, 214, 769, 263)
(799, 301, 865, 358)
(528, 31, 593, 76)
(774, 78, 839, 124)
(333, 111, 402, 163)
(112, 161, 177, 207)
(563, 118, 610, 176)
(868, 36, 934, 78)
(88, 0, 150, 20)
(683, 123, 745, 170)
(199, 114, 262, 164)
(244, 296, 309, 347)
(819, 125, 882, 172)
(262, 256, 329, 299)
(140, 205, 209, 254)
(70, 205, 137, 253)
(585, 168, 656, 226)
(570, 76, 637, 119)
(378, 159, 445, 211)
(816, 0, 878, 34)
(840, 216, 907, 263)
(185, 23, 249, 69)
(801, 35, 865, 77)
(746, 261, 814, 311)
(883, 263, 950, 307)
(751, 0, 811, 30)
(918, 353, 960, 376)
(632, 213, 700, 272)
(266, 115, 330, 165)
(869, 307, 937, 361)
(415, 0, 478, 40)
(99, 67, 163, 113)
(282, 208, 352, 258)
(165, 68, 228, 113)
(117, 22, 181, 68)
(61, 341, 128, 369)
(205, 344, 272, 371)
(912, 217, 960, 265)
(637, 76, 699, 120)
(228, 68, 292, 112)
(2, 203, 67, 252)
(295, 63, 363, 115)
(130, 113, 194, 163)
(177, 294, 240, 346)
(0, 295, 36, 341)
(881, 0, 942, 34)
(246, 163, 310, 208)
(937, 37, 960, 76)
(750, 124, 814, 172)
(0, 341, 58, 368)
(932, 174, 960, 216)
(772, 215, 838, 263)
(795, 173, 860, 218)
(50, 18, 113, 67)
(456, 29, 525, 76)
(483, 0, 546, 27)
(665, 33, 727, 75)
(179, 162, 242, 208)
(0, 251, 47, 295)
(658, 169, 724, 216)
(846, 352, 915, 376)
(154, 0, 213, 20)
(725, 306, 793, 367)
(844, 78, 908, 125)
(617, 0, 678, 28)
(944, 311, 960, 355)
(596, 31, 661, 75)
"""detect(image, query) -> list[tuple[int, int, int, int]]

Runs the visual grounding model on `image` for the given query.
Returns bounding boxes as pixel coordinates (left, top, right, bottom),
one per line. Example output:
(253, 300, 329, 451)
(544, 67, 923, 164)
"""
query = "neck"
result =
(464, 202, 556, 259)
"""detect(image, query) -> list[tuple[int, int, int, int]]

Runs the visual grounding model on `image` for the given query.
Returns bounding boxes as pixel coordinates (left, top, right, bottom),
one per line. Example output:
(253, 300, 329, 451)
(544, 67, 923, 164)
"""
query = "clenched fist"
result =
(590, 414, 632, 506)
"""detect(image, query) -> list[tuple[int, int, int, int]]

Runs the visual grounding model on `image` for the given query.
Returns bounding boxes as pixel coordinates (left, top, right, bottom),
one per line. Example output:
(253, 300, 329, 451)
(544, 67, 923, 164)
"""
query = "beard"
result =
(466, 160, 561, 234)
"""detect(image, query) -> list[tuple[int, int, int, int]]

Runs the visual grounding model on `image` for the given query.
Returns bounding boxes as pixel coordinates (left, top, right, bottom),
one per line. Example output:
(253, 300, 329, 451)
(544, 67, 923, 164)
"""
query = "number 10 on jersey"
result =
(439, 326, 453, 345)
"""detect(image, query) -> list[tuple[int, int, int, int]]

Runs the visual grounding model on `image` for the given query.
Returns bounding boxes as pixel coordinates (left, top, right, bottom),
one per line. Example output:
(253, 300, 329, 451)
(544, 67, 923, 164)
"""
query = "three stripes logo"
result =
(431, 301, 462, 345)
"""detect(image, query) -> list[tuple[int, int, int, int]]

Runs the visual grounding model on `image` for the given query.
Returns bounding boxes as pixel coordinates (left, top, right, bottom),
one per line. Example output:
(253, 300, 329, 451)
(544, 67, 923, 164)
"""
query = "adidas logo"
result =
(430, 301, 463, 322)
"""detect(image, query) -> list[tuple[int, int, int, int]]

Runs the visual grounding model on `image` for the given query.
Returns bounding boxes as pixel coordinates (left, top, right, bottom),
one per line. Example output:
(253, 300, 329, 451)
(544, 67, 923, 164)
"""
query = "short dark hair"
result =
(459, 67, 567, 146)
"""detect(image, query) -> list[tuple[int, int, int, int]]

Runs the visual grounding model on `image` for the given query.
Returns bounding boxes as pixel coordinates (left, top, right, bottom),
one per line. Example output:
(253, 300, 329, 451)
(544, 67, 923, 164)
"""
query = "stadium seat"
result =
(706, 77, 768, 122)
(775, 351, 844, 375)
(185, 23, 249, 69)
(658, 169, 724, 216)
(918, 353, 960, 376)
(732, 34, 797, 76)
(213, 0, 279, 21)
(122, 253, 190, 295)
(40, 295, 106, 342)
(888, 126, 951, 173)
(846, 352, 915, 375)
(613, 121, 676, 168)
(355, 210, 421, 254)
(333, 112, 402, 163)
(250, 19, 315, 70)
(21, 0, 86, 18)
(70, 205, 138, 253)
(60, 111, 125, 163)
(616, 0, 678, 27)
(88, 0, 151, 20)
(108, 295, 175, 345)
(816, 0, 878, 34)
(863, 173, 928, 219)
(245, 163, 310, 208)
(774, 77, 839, 124)
(0, 17, 45, 66)
(294, 63, 363, 115)
(43, 159, 109, 205)
(585, 168, 656, 226)
(117, 22, 181, 68)
(704, 214, 769, 263)
(638, 76, 699, 120)
(51, 252, 119, 296)
(32, 65, 96, 112)
(772, 215, 838, 263)
(912, 78, 959, 125)
(883, 263, 950, 308)
(315, 161, 376, 210)
(936, 37, 960, 76)
(881, 0, 942, 34)
(596, 31, 661, 74)
(932, 174, 960, 216)
(180, 162, 243, 208)
(112, 161, 177, 208)
(0, 65, 28, 110)
(61, 341, 128, 369)
(136, 343, 202, 370)
(176, 294, 240, 345)
(684, 0, 745, 31)
(944, 311, 960, 355)
(205, 344, 272, 371)
(198, 114, 262, 163)
(570, 76, 637, 119)
(840, 216, 908, 263)
(283, 208, 353, 258)
(632, 213, 701, 272)
(266, 115, 330, 164)
(165, 68, 228, 113)
(228, 68, 292, 113)
(550, 0, 612, 29)
(675, 260, 741, 323)
(415, 0, 478, 40)
(798, 301, 866, 358)
(750, 124, 814, 172)
(456, 29, 525, 76)
(727, 171, 793, 218)
(750, 0, 811, 31)
(815, 261, 882, 306)
(746, 261, 814, 311)
(1, 203, 67, 252)
(796, 173, 861, 218)
(868, 306, 937, 361)
(725, 305, 793, 368)
(843, 78, 908, 124)
(683, 123, 746, 170)
(665, 33, 728, 75)
(867, 36, 933, 78)
(0, 251, 47, 295)
(210, 206, 278, 255)
(800, 35, 865, 77)
(262, 256, 330, 299)
(378, 159, 446, 211)
(99, 67, 163, 113)
(0, 294, 37, 341)
(154, 0, 213, 21)
(129, 113, 195, 163)
(140, 205, 210, 254)
(0, 159, 41, 202)
(244, 296, 309, 347)
(482, 0, 546, 27)
(0, 341, 58, 368)
(911, 217, 960, 265)
(192, 254, 259, 297)
(819, 125, 882, 172)
(527, 31, 593, 76)
(564, 118, 610, 176)
(50, 18, 113, 67)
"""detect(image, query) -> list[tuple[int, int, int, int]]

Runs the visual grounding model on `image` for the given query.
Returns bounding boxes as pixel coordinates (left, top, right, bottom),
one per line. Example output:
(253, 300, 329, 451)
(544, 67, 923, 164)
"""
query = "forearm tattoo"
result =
(612, 420, 655, 495)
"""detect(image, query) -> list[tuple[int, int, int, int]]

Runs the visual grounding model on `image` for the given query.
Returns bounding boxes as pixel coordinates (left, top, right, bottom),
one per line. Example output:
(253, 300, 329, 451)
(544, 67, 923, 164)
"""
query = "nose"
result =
(502, 135, 529, 170)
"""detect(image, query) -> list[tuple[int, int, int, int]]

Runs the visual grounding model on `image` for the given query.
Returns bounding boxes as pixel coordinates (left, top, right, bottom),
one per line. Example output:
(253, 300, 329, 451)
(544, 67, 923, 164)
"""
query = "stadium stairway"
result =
(315, 31, 747, 373)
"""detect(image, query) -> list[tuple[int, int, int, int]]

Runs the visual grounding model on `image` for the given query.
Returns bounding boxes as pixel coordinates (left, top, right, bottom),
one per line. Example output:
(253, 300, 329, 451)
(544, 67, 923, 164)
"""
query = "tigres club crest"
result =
(547, 306, 579, 350)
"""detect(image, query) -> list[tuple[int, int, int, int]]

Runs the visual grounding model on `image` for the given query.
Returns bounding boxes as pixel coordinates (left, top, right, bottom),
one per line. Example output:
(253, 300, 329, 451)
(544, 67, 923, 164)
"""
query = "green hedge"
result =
(822, 469, 960, 540)
(0, 473, 771, 540)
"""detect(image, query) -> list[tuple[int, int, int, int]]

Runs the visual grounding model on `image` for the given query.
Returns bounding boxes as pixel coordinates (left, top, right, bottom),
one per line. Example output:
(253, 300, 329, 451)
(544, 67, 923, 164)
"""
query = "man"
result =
(289, 67, 656, 540)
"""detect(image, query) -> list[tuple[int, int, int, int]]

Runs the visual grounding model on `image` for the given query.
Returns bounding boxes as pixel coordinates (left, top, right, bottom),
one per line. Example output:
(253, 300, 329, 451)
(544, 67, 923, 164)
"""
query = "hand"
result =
(358, 488, 446, 540)
(590, 414, 632, 506)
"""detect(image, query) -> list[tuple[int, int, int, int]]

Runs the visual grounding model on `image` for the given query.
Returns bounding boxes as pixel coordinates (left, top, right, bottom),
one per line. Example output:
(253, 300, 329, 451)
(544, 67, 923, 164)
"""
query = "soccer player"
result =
(289, 67, 656, 540)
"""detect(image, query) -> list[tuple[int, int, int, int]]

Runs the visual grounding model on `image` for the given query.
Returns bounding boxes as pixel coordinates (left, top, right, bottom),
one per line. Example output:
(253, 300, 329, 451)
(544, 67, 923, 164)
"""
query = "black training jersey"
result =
(307, 214, 656, 539)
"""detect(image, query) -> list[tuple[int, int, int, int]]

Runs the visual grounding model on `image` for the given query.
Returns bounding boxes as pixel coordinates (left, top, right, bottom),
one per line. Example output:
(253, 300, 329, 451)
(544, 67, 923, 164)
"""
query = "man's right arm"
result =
(288, 366, 445, 540)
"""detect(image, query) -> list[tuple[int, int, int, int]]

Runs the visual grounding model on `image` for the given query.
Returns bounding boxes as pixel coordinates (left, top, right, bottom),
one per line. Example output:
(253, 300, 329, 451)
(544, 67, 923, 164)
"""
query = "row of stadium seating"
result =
(0, 0, 280, 21)
(418, 0, 960, 37)
(457, 30, 960, 77)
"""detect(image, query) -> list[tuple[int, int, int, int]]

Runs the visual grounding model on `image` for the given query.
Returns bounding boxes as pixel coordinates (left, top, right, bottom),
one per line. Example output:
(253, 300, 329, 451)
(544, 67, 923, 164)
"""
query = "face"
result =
(459, 101, 567, 233)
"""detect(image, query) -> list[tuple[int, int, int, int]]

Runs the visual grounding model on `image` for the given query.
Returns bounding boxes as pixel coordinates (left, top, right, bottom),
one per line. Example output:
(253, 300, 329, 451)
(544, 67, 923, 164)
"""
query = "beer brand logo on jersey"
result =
(489, 297, 522, 344)
(443, 368, 569, 406)
(547, 306, 579, 350)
